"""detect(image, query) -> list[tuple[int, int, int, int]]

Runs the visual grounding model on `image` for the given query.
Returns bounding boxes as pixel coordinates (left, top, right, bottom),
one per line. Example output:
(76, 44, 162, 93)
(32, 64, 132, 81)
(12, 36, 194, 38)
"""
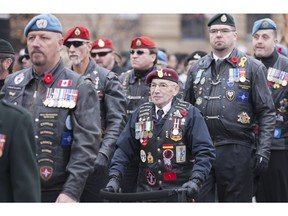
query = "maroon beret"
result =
(63, 26, 90, 43)
(130, 36, 156, 49)
(146, 68, 179, 85)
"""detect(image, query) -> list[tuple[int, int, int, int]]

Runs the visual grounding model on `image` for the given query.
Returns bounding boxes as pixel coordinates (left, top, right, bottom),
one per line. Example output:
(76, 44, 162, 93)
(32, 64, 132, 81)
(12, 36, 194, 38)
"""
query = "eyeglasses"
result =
(209, 28, 235, 34)
(64, 41, 86, 48)
(130, 50, 147, 55)
(149, 83, 176, 89)
(90, 51, 112, 58)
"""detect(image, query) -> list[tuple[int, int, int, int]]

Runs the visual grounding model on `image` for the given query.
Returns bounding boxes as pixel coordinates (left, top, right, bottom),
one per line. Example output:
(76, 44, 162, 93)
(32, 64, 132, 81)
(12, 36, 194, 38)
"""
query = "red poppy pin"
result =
(181, 109, 188, 117)
(278, 47, 282, 53)
(230, 56, 238, 64)
(44, 74, 53, 84)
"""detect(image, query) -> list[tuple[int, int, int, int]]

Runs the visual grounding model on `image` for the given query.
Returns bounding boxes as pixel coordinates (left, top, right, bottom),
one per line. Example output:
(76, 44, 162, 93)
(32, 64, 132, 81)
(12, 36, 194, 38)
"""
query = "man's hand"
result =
(55, 193, 77, 203)
(253, 155, 269, 176)
(104, 177, 121, 193)
(181, 178, 202, 200)
(95, 153, 109, 173)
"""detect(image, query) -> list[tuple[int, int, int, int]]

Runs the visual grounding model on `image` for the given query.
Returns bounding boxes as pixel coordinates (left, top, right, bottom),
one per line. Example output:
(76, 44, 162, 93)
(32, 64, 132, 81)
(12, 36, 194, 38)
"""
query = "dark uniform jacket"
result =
(120, 65, 184, 118)
(184, 48, 276, 160)
(256, 49, 288, 150)
(109, 98, 215, 191)
(1, 59, 101, 201)
(83, 59, 127, 160)
(0, 99, 41, 202)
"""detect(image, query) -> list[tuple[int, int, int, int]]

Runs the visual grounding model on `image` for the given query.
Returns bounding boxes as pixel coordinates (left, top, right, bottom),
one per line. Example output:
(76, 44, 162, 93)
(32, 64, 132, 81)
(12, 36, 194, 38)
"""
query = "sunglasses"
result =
(130, 50, 147, 55)
(24, 55, 30, 60)
(64, 41, 86, 48)
(91, 51, 112, 58)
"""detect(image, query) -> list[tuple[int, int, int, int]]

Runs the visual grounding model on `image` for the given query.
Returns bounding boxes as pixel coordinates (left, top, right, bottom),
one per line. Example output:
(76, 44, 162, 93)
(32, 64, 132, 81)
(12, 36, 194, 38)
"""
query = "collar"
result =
(213, 52, 232, 61)
(255, 48, 278, 69)
(155, 101, 172, 117)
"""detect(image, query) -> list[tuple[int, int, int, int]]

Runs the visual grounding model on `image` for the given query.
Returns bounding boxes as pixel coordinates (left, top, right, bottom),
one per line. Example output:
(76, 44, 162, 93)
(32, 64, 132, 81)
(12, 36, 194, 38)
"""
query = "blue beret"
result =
(252, 18, 276, 35)
(24, 13, 62, 37)
(157, 50, 167, 62)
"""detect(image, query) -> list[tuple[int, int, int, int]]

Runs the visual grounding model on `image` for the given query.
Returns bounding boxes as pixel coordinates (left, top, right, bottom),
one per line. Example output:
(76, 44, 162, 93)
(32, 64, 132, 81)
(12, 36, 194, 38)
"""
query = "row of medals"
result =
(267, 67, 288, 88)
(43, 88, 78, 109)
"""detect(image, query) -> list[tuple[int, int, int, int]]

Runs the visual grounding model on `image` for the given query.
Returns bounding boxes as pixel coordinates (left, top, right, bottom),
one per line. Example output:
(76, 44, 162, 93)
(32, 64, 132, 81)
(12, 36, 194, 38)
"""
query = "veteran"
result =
(1, 14, 101, 202)
(105, 67, 215, 202)
(184, 13, 276, 202)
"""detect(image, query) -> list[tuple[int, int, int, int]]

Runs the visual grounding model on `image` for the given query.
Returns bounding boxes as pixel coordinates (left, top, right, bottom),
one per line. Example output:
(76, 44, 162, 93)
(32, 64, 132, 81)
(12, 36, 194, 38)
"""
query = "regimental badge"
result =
(146, 169, 156, 186)
(173, 110, 183, 118)
(40, 166, 53, 181)
(226, 90, 235, 101)
(261, 21, 269, 28)
(147, 152, 153, 163)
(140, 149, 147, 162)
(176, 145, 186, 163)
(221, 14, 227, 22)
(163, 149, 174, 170)
(74, 28, 81, 35)
(14, 72, 24, 84)
(157, 69, 163, 78)
(237, 112, 251, 124)
(136, 39, 142, 47)
(196, 97, 203, 105)
(0, 134, 7, 157)
(98, 39, 105, 47)
(36, 19, 48, 29)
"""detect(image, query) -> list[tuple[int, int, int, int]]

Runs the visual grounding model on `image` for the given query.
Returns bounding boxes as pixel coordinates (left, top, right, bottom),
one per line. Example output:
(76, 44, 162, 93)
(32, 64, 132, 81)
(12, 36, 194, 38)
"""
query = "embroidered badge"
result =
(146, 169, 156, 186)
(237, 112, 251, 124)
(40, 166, 53, 181)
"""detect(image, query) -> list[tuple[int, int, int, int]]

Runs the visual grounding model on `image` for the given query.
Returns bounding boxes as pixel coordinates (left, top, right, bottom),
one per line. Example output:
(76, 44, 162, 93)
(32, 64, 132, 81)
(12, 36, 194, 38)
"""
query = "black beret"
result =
(207, 14, 235, 27)
(0, 38, 15, 54)
(186, 51, 207, 62)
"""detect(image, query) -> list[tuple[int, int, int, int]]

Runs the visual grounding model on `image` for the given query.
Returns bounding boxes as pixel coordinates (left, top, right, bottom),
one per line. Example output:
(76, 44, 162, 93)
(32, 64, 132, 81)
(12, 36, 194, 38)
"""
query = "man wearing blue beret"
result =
(252, 17, 288, 202)
(1, 14, 102, 202)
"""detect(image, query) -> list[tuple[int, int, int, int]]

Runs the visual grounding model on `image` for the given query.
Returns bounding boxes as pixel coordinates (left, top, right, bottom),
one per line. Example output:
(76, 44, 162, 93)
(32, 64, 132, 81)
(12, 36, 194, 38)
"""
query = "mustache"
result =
(31, 49, 44, 56)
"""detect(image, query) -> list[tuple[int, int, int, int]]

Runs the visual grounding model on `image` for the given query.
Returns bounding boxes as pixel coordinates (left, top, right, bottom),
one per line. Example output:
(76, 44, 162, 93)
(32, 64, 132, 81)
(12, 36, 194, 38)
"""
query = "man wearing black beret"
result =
(0, 38, 15, 90)
(184, 13, 276, 202)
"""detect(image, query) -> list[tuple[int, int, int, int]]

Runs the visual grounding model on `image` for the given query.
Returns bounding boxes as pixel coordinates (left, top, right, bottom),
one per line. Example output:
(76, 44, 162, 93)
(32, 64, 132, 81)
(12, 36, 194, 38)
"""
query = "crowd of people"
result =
(0, 13, 287, 203)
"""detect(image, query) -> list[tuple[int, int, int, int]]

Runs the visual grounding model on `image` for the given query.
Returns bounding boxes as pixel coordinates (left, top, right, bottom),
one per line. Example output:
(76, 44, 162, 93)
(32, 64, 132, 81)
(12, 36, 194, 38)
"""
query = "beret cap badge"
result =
(36, 19, 48, 29)
(221, 15, 227, 23)
(136, 39, 142, 47)
(157, 69, 164, 78)
(74, 28, 81, 36)
(98, 39, 105, 47)
(261, 21, 269, 28)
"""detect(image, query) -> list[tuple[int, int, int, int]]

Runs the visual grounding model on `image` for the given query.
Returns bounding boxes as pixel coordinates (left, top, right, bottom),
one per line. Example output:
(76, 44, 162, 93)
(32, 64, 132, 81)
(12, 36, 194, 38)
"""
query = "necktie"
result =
(157, 109, 164, 120)
(216, 59, 223, 73)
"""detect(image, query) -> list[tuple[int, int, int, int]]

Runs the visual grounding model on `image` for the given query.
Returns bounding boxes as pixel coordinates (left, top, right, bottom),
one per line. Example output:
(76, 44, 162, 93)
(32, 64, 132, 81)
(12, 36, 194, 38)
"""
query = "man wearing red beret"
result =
(105, 67, 215, 202)
(118, 36, 159, 193)
(91, 38, 123, 76)
(63, 26, 127, 202)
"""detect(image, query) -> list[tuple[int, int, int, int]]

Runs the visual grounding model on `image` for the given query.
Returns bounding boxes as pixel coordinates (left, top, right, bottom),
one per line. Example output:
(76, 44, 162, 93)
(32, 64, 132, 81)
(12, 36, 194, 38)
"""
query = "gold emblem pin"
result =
(98, 39, 105, 47)
(74, 28, 80, 36)
(157, 69, 164, 78)
(136, 39, 142, 47)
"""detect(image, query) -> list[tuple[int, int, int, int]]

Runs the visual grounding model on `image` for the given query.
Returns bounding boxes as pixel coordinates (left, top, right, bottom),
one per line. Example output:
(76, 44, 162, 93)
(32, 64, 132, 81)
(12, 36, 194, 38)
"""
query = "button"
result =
(35, 135, 38, 139)
(35, 118, 39, 122)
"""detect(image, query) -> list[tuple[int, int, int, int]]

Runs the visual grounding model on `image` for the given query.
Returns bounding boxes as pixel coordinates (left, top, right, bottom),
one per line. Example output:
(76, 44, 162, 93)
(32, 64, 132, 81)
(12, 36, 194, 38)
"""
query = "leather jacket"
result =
(184, 48, 276, 159)
(84, 59, 127, 160)
(257, 49, 288, 150)
(1, 59, 101, 201)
